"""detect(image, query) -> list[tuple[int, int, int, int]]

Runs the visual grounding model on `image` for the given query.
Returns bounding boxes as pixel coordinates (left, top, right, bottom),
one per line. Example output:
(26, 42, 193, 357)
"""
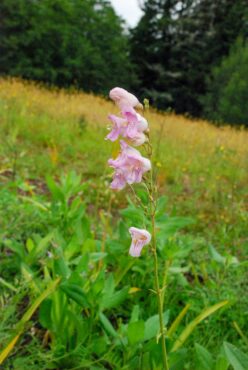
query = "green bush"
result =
(203, 38, 248, 127)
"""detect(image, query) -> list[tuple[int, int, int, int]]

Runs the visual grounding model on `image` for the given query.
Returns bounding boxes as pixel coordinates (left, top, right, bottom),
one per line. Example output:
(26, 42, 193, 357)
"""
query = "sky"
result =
(110, 0, 143, 27)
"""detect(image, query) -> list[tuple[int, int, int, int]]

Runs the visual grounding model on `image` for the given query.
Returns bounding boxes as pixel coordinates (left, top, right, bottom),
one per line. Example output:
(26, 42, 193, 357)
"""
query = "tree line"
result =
(1, 0, 248, 126)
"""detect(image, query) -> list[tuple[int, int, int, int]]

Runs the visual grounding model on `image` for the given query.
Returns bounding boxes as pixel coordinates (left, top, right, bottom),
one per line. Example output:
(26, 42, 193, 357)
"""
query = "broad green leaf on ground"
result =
(127, 320, 145, 344)
(223, 342, 248, 370)
(195, 343, 214, 370)
(144, 311, 170, 341)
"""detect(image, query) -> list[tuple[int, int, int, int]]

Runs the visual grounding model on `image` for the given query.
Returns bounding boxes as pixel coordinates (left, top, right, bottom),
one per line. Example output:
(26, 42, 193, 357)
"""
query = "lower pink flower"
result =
(129, 227, 151, 257)
(108, 141, 151, 190)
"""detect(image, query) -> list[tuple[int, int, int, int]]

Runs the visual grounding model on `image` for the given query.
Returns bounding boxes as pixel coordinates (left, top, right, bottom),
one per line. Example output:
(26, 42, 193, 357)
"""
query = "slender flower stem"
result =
(148, 138, 169, 370)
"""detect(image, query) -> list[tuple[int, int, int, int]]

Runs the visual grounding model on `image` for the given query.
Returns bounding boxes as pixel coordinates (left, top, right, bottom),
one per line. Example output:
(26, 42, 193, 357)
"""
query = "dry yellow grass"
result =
(1, 77, 247, 157)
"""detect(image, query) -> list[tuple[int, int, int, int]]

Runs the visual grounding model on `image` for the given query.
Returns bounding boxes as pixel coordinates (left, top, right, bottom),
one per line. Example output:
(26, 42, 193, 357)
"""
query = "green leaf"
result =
(103, 274, 115, 295)
(209, 245, 239, 266)
(100, 286, 129, 310)
(130, 305, 140, 323)
(208, 245, 226, 264)
(144, 311, 169, 341)
(4, 239, 25, 260)
(64, 240, 81, 261)
(99, 312, 118, 338)
(0, 278, 17, 292)
(53, 257, 70, 279)
(127, 320, 145, 345)
(171, 300, 228, 352)
(21, 263, 40, 293)
(39, 299, 52, 329)
(31, 232, 54, 259)
(155, 196, 168, 217)
(60, 282, 89, 307)
(168, 303, 191, 338)
(156, 216, 194, 238)
(77, 218, 92, 243)
(120, 206, 146, 224)
(46, 176, 64, 201)
(169, 349, 188, 370)
(223, 342, 248, 370)
(0, 278, 60, 365)
(90, 252, 107, 262)
(195, 343, 214, 370)
(26, 238, 35, 253)
(215, 353, 229, 370)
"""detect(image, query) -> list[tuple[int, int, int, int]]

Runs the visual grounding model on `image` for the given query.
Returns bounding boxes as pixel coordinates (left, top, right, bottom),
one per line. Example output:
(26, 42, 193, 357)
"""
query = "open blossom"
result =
(108, 141, 151, 190)
(106, 107, 148, 146)
(106, 114, 127, 142)
(109, 87, 143, 110)
(129, 227, 151, 257)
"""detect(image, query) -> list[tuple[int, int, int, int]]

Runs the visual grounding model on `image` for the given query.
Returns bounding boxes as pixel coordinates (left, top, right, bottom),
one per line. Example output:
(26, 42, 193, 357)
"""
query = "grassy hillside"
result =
(1, 78, 247, 248)
(0, 79, 247, 369)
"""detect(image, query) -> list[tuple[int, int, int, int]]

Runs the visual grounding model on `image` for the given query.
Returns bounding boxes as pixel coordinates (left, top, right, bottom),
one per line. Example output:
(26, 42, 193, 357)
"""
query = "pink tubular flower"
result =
(129, 227, 151, 257)
(106, 114, 127, 142)
(108, 141, 151, 190)
(122, 107, 148, 146)
(106, 107, 148, 146)
(109, 170, 126, 190)
(109, 87, 143, 110)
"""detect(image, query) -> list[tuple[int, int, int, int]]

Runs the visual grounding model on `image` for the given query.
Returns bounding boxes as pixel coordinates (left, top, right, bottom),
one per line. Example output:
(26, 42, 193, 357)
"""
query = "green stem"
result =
(148, 139, 169, 370)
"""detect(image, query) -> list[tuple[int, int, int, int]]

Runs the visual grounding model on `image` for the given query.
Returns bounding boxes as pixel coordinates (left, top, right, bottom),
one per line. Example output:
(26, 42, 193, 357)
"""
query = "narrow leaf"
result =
(99, 312, 118, 338)
(171, 300, 228, 352)
(0, 278, 60, 365)
(167, 303, 191, 338)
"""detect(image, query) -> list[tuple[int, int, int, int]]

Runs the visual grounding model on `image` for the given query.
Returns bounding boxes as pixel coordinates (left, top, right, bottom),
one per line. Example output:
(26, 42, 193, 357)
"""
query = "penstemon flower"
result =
(106, 106, 148, 146)
(106, 114, 127, 142)
(109, 87, 143, 109)
(106, 87, 169, 370)
(129, 227, 151, 257)
(108, 140, 151, 189)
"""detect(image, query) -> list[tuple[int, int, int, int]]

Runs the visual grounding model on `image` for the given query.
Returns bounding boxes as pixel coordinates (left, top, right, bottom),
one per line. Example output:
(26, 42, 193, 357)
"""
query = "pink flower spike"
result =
(109, 87, 142, 109)
(129, 227, 151, 257)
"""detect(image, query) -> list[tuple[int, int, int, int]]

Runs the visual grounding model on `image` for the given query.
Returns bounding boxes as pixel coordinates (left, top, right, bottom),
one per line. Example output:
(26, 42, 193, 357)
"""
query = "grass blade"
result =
(171, 300, 228, 352)
(0, 278, 60, 365)
(167, 303, 191, 338)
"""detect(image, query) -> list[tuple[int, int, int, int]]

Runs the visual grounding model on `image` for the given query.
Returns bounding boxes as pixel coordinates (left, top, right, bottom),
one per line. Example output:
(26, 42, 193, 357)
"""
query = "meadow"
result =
(0, 78, 247, 369)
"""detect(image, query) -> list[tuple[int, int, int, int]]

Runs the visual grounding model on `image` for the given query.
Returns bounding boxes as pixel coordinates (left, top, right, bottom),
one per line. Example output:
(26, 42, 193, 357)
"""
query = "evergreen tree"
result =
(0, 0, 135, 94)
(203, 38, 248, 127)
(131, 0, 248, 116)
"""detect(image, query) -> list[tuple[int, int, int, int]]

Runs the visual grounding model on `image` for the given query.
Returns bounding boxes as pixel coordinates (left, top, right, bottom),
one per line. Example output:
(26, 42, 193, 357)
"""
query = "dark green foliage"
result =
(0, 0, 135, 93)
(203, 38, 248, 127)
(131, 0, 248, 116)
